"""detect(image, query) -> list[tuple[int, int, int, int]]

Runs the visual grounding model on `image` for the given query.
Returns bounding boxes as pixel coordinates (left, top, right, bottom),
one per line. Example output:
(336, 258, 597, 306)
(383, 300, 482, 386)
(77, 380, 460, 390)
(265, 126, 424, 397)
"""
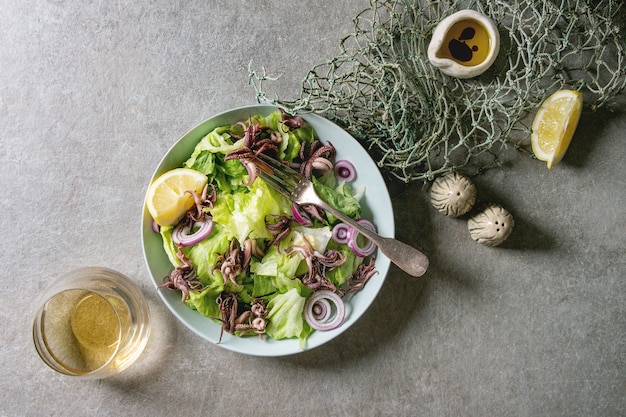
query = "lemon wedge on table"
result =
(531, 89, 583, 169)
(146, 168, 208, 226)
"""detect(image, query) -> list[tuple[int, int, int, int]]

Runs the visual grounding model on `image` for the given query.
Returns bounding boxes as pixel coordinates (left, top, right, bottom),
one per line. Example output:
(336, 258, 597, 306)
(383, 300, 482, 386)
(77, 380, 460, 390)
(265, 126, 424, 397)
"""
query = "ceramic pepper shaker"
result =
(430, 171, 477, 217)
(467, 203, 514, 246)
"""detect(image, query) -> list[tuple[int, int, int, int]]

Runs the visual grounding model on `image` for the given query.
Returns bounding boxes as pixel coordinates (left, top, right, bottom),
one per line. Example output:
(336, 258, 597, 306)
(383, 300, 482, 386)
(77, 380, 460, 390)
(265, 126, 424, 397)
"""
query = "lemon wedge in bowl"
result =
(146, 168, 208, 226)
(531, 89, 583, 169)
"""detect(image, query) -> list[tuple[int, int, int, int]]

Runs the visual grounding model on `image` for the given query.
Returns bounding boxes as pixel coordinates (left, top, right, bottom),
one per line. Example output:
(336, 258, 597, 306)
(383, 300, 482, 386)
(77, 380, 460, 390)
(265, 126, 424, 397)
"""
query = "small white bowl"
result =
(427, 9, 500, 79)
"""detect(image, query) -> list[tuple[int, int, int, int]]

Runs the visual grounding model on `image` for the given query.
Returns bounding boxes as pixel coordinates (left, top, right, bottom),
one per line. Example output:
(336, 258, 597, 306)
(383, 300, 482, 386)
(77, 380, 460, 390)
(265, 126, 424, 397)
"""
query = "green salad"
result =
(153, 110, 378, 346)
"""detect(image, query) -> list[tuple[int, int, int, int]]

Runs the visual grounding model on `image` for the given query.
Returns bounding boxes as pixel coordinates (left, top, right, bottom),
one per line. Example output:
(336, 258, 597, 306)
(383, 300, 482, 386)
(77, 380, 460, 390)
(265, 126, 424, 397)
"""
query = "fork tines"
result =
(255, 153, 301, 199)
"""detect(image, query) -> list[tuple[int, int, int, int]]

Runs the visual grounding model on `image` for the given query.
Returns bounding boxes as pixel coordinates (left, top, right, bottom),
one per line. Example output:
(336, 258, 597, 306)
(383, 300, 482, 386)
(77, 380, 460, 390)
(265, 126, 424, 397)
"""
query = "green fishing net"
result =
(250, 0, 626, 183)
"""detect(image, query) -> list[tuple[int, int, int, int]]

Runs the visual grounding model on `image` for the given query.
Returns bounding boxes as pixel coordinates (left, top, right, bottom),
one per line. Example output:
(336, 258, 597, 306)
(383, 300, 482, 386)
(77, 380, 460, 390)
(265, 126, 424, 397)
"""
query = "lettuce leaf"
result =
(188, 125, 243, 156)
(254, 111, 315, 161)
(183, 224, 231, 288)
(211, 179, 290, 243)
(159, 225, 182, 268)
(250, 226, 332, 286)
(249, 232, 309, 298)
(312, 175, 361, 222)
(265, 288, 312, 341)
(185, 287, 221, 319)
(183, 126, 247, 193)
(325, 242, 363, 287)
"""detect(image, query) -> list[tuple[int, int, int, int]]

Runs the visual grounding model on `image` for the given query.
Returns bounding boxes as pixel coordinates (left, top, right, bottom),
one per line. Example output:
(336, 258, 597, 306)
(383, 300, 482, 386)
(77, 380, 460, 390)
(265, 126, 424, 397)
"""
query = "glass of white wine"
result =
(33, 267, 150, 379)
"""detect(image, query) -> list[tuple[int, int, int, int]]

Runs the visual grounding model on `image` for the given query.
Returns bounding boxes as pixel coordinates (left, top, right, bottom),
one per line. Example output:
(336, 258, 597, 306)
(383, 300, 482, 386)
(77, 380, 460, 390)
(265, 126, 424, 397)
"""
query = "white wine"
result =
(33, 268, 150, 378)
(70, 292, 125, 371)
(39, 290, 126, 373)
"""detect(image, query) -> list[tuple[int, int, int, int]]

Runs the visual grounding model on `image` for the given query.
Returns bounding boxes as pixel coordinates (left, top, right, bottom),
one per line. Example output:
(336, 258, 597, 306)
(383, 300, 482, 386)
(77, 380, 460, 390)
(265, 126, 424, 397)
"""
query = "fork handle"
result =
(322, 204, 429, 277)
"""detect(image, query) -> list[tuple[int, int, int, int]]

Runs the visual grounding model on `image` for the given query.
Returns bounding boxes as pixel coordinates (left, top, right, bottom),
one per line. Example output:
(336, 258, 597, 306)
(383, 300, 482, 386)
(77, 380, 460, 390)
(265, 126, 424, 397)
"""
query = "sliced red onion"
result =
(334, 159, 357, 182)
(151, 219, 160, 233)
(172, 218, 214, 247)
(311, 298, 331, 322)
(292, 203, 313, 226)
(346, 219, 377, 257)
(304, 290, 345, 331)
(332, 223, 351, 244)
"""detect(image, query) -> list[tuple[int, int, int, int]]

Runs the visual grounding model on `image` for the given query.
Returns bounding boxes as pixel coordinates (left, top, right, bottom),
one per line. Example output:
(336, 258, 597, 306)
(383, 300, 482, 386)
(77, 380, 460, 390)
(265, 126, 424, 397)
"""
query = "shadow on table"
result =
(272, 182, 481, 368)
(561, 105, 624, 169)
(105, 294, 180, 386)
(274, 253, 482, 370)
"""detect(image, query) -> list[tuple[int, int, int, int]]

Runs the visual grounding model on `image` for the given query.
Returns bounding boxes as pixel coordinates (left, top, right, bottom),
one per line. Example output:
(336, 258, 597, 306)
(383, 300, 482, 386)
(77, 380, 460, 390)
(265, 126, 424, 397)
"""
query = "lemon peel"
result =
(146, 168, 208, 226)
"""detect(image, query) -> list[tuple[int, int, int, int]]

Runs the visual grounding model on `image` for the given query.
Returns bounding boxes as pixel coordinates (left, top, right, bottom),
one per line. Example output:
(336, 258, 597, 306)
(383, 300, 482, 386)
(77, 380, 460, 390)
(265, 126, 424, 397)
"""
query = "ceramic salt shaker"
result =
(427, 9, 500, 79)
(468, 203, 514, 246)
(430, 172, 477, 217)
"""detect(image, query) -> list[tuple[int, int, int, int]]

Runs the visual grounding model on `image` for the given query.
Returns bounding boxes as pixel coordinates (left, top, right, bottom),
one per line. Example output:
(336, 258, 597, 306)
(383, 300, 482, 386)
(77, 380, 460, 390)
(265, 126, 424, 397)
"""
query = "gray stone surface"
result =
(1, 1, 625, 416)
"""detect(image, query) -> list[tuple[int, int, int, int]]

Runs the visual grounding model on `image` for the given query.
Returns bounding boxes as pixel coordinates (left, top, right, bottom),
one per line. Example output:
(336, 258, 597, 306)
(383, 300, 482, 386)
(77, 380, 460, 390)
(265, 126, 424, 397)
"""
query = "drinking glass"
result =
(32, 267, 150, 378)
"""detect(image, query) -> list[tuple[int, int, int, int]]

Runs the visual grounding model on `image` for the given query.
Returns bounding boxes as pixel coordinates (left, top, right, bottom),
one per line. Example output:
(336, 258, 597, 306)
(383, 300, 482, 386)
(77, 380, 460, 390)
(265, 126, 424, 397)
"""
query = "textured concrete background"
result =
(1, 1, 625, 416)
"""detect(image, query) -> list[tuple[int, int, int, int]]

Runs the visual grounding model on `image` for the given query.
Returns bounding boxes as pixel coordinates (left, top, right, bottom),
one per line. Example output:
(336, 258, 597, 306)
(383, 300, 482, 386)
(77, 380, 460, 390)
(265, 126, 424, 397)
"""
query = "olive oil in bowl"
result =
(436, 19, 492, 67)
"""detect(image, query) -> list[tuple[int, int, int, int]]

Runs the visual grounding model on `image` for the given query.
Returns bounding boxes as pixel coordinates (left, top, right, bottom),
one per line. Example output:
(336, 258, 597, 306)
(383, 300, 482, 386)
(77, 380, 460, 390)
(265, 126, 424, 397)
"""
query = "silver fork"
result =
(255, 153, 429, 277)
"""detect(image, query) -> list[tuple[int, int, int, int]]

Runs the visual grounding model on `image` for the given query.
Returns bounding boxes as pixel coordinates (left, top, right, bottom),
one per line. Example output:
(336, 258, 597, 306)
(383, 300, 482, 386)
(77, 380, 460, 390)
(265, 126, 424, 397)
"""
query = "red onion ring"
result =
(311, 298, 331, 322)
(292, 203, 313, 226)
(346, 219, 377, 257)
(332, 223, 350, 244)
(151, 219, 161, 233)
(304, 290, 345, 331)
(334, 159, 357, 182)
(172, 218, 214, 247)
